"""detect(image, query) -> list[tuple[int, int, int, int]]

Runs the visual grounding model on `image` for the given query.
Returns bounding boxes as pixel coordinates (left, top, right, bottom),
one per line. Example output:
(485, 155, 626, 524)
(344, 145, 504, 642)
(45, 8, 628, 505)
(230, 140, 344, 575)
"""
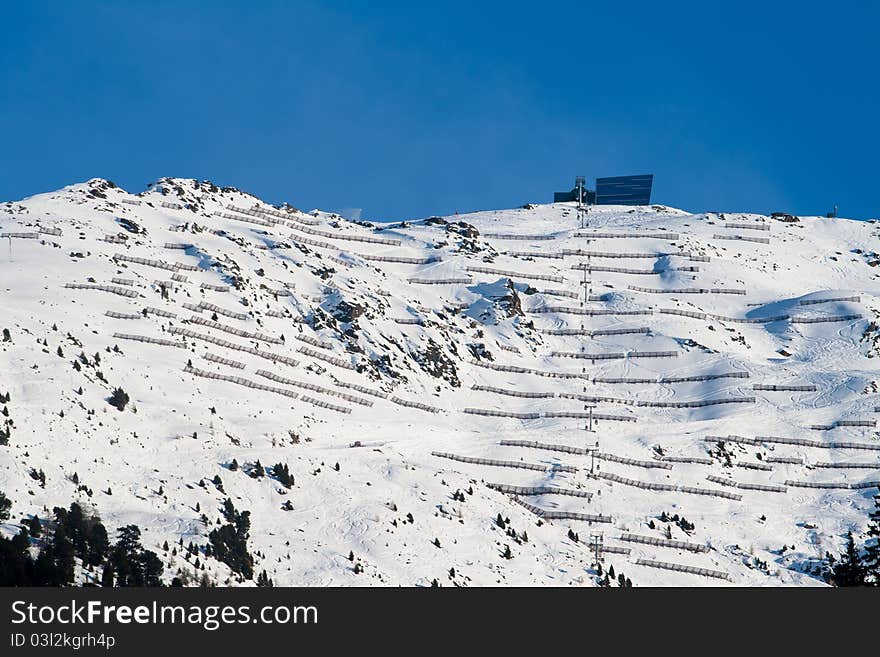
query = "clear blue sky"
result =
(2, 1, 878, 220)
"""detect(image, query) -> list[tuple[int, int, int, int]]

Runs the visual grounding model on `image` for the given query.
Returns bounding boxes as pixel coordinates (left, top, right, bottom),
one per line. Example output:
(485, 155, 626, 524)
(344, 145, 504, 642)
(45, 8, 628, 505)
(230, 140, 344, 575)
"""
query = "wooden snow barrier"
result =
(619, 533, 709, 553)
(113, 253, 180, 272)
(333, 380, 389, 399)
(359, 253, 441, 265)
(659, 308, 859, 324)
(561, 249, 689, 259)
(121, 198, 142, 205)
(500, 439, 593, 456)
(297, 345, 356, 370)
(288, 234, 341, 251)
(214, 210, 274, 227)
(500, 439, 672, 470)
(735, 461, 773, 471)
(1, 231, 39, 239)
(597, 471, 742, 501)
(705, 434, 880, 451)
(182, 301, 249, 321)
(104, 310, 142, 320)
(294, 334, 334, 350)
(810, 419, 876, 430)
(168, 327, 299, 366)
(65, 283, 139, 298)
(199, 283, 230, 292)
(112, 333, 185, 348)
(784, 479, 880, 490)
(184, 363, 301, 400)
(254, 369, 372, 407)
(549, 350, 678, 360)
(467, 358, 749, 385)
(472, 385, 555, 399)
(540, 288, 580, 299)
(634, 558, 731, 581)
(163, 243, 193, 250)
(261, 286, 293, 297)
(574, 231, 679, 239)
(799, 296, 860, 305)
(111, 278, 135, 286)
(593, 372, 749, 384)
(529, 306, 652, 316)
(705, 475, 788, 493)
(159, 200, 182, 210)
(791, 314, 862, 324)
(539, 327, 650, 337)
(764, 456, 803, 465)
(203, 352, 246, 369)
(37, 226, 62, 236)
(391, 397, 441, 413)
(658, 308, 708, 319)
(171, 273, 188, 283)
(464, 408, 636, 422)
(393, 317, 423, 325)
(630, 285, 746, 295)
(187, 315, 282, 344)
(632, 397, 755, 408)
(431, 451, 577, 473)
(486, 483, 593, 500)
(658, 456, 714, 465)
(144, 306, 176, 318)
(290, 223, 402, 246)
(103, 234, 128, 244)
(408, 277, 473, 285)
(753, 384, 817, 392)
(513, 498, 613, 524)
(253, 205, 319, 224)
(298, 395, 352, 414)
(465, 265, 564, 283)
(503, 251, 564, 259)
(483, 233, 556, 240)
(813, 462, 880, 469)
(571, 264, 661, 275)
(724, 223, 770, 231)
(713, 233, 771, 245)
(588, 543, 632, 555)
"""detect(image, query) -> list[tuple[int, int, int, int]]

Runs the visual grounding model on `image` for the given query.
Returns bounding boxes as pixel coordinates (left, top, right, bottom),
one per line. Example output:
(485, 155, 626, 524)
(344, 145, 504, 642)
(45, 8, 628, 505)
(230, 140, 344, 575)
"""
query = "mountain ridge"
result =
(1, 177, 879, 586)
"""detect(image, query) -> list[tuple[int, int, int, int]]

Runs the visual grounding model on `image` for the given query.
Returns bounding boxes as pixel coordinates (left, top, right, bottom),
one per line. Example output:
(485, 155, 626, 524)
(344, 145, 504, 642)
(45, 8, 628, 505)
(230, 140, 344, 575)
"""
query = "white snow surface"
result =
(1, 177, 879, 586)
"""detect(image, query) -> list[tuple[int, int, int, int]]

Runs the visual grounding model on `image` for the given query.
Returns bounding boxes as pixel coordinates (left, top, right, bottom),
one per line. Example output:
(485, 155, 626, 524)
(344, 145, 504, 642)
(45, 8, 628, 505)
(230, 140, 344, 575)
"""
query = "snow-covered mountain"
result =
(1, 177, 879, 586)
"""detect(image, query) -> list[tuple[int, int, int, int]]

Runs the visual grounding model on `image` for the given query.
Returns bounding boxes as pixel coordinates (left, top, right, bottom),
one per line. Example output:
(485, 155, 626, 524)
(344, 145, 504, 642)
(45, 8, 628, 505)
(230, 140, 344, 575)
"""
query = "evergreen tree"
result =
(831, 531, 866, 586)
(863, 497, 880, 585)
(0, 490, 10, 522)
(107, 388, 129, 411)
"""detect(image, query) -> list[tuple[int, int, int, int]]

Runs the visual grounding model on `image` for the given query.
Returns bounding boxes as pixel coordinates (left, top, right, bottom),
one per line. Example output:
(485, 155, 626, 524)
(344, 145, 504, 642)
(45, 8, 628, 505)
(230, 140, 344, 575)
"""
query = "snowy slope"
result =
(1, 177, 879, 586)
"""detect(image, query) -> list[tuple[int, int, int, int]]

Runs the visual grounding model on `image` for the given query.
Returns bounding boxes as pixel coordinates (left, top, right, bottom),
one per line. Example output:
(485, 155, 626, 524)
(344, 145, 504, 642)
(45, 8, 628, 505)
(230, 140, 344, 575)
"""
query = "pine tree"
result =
(863, 496, 880, 584)
(0, 490, 11, 522)
(26, 515, 41, 537)
(832, 531, 865, 586)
